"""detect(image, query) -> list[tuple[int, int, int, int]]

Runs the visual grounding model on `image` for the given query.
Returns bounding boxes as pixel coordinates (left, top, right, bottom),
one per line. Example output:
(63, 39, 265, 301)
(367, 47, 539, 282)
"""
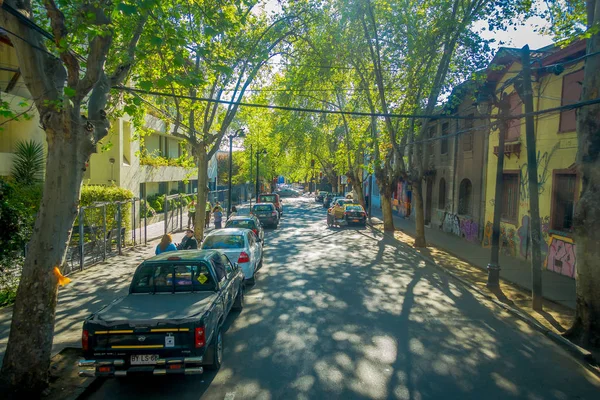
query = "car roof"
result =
(253, 202, 275, 206)
(146, 249, 219, 262)
(205, 227, 252, 236)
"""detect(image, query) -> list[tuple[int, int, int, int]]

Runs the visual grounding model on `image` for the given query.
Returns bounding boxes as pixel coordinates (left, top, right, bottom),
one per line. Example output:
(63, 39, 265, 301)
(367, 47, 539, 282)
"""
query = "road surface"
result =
(84, 197, 600, 400)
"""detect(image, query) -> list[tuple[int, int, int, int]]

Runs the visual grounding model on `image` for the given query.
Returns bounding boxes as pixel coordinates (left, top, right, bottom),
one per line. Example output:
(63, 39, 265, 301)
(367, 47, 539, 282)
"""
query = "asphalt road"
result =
(83, 197, 600, 400)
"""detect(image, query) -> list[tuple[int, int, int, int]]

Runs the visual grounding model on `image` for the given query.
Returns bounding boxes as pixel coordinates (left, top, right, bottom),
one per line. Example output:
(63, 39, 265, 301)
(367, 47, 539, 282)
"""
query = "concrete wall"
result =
(483, 59, 582, 278)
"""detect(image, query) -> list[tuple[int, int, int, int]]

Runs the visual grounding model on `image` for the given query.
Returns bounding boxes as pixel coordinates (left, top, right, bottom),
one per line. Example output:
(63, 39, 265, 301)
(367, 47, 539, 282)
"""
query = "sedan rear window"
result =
(131, 263, 215, 293)
(345, 205, 363, 211)
(260, 195, 276, 202)
(226, 219, 256, 229)
(202, 235, 245, 249)
(253, 204, 274, 211)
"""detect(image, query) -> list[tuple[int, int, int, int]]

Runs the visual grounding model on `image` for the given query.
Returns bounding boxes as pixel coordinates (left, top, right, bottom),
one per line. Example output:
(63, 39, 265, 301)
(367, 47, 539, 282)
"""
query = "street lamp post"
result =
(256, 149, 267, 197)
(227, 129, 245, 216)
(477, 90, 511, 288)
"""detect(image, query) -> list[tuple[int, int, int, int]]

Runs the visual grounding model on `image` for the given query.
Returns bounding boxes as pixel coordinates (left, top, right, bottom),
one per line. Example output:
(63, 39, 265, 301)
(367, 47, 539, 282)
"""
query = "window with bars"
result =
(501, 173, 519, 223)
(441, 122, 449, 154)
(559, 69, 584, 133)
(551, 173, 577, 232)
(458, 179, 472, 215)
(463, 114, 474, 151)
(438, 178, 446, 210)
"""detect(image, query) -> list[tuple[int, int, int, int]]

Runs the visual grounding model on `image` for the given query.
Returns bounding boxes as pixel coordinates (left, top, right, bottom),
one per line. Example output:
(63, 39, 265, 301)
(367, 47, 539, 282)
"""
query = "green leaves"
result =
(116, 3, 138, 16)
(63, 87, 76, 97)
(10, 140, 45, 186)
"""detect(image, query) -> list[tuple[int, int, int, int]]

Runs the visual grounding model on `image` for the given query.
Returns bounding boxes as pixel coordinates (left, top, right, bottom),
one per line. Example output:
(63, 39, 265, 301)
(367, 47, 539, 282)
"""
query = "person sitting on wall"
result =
(177, 229, 198, 250)
(156, 234, 177, 255)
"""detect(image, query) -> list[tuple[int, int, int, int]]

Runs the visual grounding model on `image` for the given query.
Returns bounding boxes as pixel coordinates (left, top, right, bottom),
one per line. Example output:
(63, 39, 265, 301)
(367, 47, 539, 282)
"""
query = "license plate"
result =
(131, 354, 159, 365)
(352, 219, 359, 222)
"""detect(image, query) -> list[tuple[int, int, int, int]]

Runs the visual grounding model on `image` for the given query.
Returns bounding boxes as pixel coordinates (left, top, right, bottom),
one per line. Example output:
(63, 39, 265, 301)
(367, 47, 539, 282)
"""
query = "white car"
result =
(200, 228, 263, 285)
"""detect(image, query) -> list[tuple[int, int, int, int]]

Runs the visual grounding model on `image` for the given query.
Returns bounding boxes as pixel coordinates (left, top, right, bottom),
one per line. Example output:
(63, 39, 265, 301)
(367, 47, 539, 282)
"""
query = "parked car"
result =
(258, 193, 283, 216)
(277, 188, 301, 198)
(201, 228, 263, 285)
(225, 216, 264, 243)
(251, 202, 279, 228)
(315, 191, 328, 202)
(343, 204, 367, 226)
(234, 205, 252, 216)
(79, 250, 244, 378)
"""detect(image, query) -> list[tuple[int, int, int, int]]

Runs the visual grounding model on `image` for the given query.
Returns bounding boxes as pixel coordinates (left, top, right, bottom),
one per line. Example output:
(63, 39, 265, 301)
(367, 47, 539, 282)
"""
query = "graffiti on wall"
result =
(460, 218, 479, 242)
(438, 211, 480, 242)
(442, 212, 461, 236)
(517, 215, 530, 258)
(546, 237, 576, 278)
(518, 143, 559, 200)
(500, 226, 517, 257)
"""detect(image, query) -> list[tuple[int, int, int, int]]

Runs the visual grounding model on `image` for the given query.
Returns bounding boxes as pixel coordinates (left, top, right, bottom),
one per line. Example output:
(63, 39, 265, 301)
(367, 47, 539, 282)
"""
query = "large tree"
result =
(132, 2, 305, 238)
(0, 0, 154, 395)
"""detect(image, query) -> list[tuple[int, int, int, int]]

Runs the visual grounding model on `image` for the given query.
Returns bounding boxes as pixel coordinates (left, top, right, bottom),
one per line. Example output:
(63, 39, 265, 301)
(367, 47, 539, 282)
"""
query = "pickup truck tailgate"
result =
(89, 292, 216, 352)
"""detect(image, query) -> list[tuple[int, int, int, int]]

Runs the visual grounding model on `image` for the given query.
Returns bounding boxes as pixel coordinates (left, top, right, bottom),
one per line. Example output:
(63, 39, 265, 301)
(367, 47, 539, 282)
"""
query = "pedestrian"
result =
(205, 199, 212, 228)
(213, 206, 223, 229)
(156, 234, 177, 255)
(228, 206, 238, 220)
(188, 200, 196, 228)
(177, 229, 198, 250)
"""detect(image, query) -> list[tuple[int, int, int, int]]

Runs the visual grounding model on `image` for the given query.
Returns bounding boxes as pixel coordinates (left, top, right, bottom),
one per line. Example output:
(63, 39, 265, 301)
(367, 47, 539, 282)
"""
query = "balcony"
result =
(494, 142, 521, 159)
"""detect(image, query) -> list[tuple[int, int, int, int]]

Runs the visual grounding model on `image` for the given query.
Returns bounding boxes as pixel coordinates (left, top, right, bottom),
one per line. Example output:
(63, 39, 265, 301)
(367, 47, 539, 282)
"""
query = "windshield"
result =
(202, 234, 245, 249)
(131, 262, 215, 293)
(226, 219, 256, 229)
(260, 195, 276, 202)
(253, 204, 274, 212)
(236, 206, 251, 216)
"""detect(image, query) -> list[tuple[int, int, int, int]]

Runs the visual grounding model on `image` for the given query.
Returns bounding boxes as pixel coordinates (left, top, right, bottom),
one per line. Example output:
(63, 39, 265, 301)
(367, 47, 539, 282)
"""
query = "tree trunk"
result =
(380, 187, 395, 232)
(194, 146, 209, 239)
(413, 180, 427, 248)
(565, 0, 600, 345)
(1, 125, 87, 397)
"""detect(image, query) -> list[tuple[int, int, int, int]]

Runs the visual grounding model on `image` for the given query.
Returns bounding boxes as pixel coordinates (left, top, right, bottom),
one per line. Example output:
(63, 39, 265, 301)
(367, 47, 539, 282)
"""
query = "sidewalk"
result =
(369, 208, 576, 310)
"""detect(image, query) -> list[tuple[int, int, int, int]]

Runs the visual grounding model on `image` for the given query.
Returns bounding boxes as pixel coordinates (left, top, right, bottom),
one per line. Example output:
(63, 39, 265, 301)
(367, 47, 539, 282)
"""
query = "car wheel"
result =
(205, 328, 223, 370)
(232, 286, 244, 311)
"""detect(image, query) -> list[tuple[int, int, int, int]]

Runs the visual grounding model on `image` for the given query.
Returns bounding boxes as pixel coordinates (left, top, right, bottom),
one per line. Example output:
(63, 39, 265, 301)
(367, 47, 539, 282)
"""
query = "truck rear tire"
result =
(205, 328, 223, 370)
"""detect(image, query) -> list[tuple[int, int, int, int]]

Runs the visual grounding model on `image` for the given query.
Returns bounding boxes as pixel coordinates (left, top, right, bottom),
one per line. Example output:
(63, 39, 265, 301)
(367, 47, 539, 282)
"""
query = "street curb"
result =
(366, 220, 600, 378)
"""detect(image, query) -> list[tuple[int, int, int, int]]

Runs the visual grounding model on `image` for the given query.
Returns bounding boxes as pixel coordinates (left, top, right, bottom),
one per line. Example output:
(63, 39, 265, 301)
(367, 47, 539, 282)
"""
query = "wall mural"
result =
(442, 212, 461, 236)
(547, 237, 576, 278)
(482, 215, 575, 278)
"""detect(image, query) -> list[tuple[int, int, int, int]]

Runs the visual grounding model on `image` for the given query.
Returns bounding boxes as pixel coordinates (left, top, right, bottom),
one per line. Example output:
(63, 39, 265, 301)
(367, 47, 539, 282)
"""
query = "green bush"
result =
(78, 185, 134, 237)
(139, 199, 156, 218)
(0, 179, 42, 306)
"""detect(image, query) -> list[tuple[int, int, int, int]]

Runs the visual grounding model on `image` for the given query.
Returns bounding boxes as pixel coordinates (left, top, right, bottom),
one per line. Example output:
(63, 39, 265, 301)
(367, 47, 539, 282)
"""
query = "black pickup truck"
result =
(79, 250, 244, 377)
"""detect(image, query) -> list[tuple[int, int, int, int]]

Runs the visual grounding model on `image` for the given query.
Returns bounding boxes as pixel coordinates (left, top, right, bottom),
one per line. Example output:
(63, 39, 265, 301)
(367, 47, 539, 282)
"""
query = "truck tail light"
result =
(195, 327, 206, 348)
(238, 252, 250, 263)
(82, 330, 89, 351)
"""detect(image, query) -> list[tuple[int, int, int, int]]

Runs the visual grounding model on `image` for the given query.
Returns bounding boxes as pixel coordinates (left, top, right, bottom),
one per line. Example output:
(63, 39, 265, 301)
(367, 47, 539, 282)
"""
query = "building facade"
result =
(483, 41, 585, 279)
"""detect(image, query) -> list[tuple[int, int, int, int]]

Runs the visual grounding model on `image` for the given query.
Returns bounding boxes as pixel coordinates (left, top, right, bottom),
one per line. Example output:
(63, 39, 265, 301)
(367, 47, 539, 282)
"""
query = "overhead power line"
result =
(114, 85, 491, 120)
(114, 85, 600, 122)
